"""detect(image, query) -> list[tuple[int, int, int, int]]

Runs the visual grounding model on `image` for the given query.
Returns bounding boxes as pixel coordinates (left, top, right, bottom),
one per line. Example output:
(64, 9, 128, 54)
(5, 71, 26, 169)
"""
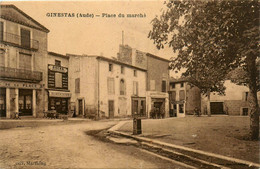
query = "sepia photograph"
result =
(0, 0, 259, 168)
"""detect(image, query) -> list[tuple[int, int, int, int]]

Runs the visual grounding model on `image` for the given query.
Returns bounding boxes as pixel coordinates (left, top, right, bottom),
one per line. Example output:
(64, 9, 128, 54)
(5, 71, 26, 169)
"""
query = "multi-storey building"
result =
(68, 54, 146, 118)
(169, 78, 201, 117)
(47, 52, 71, 114)
(117, 45, 170, 118)
(0, 5, 49, 118)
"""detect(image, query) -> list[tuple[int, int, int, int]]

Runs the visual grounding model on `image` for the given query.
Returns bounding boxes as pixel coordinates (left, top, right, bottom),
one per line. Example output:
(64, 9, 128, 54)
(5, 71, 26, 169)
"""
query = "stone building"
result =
(201, 80, 256, 116)
(68, 54, 146, 118)
(169, 78, 201, 117)
(46, 52, 71, 114)
(0, 5, 49, 118)
(117, 45, 170, 118)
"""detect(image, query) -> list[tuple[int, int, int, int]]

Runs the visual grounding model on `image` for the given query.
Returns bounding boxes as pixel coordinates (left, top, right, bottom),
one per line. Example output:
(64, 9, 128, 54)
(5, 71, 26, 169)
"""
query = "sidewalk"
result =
(117, 116, 259, 164)
(0, 117, 91, 129)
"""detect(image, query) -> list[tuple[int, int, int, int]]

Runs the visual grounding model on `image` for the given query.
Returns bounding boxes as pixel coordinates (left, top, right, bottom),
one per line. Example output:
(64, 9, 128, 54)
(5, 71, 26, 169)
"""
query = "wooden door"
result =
(78, 99, 83, 115)
(210, 102, 224, 114)
(108, 100, 114, 118)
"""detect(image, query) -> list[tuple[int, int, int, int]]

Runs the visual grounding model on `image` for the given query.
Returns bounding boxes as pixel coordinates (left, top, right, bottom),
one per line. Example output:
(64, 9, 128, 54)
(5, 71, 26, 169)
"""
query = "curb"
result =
(108, 122, 260, 168)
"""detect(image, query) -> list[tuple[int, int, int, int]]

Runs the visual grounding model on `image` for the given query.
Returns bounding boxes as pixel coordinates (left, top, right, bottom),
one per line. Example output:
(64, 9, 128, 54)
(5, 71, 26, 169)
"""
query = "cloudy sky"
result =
(1, 0, 177, 60)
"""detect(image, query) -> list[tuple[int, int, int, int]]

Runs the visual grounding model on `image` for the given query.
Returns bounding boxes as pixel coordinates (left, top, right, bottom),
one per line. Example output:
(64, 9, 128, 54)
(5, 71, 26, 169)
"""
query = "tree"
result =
(149, 0, 259, 140)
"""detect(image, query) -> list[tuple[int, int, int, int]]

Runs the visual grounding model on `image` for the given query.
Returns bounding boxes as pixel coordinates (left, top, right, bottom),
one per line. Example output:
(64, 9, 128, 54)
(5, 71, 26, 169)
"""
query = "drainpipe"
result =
(97, 59, 100, 119)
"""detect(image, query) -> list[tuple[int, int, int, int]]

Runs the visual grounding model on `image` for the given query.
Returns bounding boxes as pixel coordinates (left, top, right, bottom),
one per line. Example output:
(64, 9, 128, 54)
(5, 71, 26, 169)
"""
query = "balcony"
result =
(0, 32, 39, 51)
(0, 66, 42, 82)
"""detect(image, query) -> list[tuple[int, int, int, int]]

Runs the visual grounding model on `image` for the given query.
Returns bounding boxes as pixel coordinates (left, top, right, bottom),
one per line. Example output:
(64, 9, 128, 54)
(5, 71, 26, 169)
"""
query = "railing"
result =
(0, 32, 39, 50)
(0, 66, 42, 82)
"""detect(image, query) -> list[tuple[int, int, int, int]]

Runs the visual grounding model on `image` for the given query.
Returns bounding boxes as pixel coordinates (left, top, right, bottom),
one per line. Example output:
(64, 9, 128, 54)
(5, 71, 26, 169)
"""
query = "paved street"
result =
(0, 121, 177, 169)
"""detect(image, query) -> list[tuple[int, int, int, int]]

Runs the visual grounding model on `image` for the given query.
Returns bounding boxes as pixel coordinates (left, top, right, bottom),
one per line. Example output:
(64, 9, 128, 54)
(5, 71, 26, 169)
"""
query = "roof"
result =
(48, 51, 69, 59)
(0, 5, 49, 33)
(170, 77, 190, 83)
(146, 53, 170, 62)
(67, 54, 146, 71)
(96, 56, 147, 72)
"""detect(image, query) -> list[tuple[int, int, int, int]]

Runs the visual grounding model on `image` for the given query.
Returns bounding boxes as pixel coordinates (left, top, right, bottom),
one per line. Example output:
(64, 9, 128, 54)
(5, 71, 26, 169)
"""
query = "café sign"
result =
(0, 81, 44, 89)
(48, 64, 68, 73)
(49, 90, 71, 98)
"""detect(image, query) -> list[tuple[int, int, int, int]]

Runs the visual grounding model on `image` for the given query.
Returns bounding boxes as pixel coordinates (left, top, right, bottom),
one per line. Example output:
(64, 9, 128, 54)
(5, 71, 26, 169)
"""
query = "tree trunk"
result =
(207, 89, 211, 117)
(247, 55, 259, 140)
(247, 56, 259, 140)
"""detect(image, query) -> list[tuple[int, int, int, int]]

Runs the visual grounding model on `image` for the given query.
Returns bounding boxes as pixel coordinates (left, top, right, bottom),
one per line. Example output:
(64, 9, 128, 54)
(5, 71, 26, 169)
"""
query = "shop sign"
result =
(0, 81, 44, 89)
(49, 90, 71, 98)
(48, 64, 68, 73)
(149, 91, 167, 97)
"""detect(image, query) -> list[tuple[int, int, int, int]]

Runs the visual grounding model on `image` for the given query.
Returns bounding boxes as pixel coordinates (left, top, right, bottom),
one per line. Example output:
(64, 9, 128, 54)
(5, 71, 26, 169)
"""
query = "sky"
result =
(1, 0, 177, 60)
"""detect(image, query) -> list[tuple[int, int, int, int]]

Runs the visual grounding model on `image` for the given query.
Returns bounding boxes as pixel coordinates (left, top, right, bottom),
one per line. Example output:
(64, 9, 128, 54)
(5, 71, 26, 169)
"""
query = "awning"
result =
(49, 90, 71, 98)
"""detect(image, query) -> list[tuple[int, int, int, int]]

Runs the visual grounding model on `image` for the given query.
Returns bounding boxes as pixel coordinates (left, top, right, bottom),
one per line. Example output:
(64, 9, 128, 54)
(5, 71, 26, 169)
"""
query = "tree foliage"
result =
(149, 0, 259, 95)
(149, 0, 259, 139)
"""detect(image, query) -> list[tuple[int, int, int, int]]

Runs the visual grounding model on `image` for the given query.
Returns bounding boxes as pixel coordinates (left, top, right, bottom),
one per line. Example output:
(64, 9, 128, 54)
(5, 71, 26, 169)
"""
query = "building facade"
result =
(201, 80, 257, 116)
(68, 54, 147, 118)
(169, 78, 201, 117)
(0, 5, 49, 118)
(46, 52, 71, 114)
(117, 45, 170, 118)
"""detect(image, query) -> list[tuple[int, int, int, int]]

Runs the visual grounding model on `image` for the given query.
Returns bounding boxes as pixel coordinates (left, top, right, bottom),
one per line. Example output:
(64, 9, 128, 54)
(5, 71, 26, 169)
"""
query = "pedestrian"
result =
(194, 107, 200, 117)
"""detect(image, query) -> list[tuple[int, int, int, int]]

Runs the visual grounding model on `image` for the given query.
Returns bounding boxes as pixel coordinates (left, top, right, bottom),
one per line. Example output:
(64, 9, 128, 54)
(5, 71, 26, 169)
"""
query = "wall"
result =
(147, 55, 169, 92)
(201, 80, 260, 116)
(98, 59, 146, 118)
(0, 16, 48, 117)
(185, 83, 201, 115)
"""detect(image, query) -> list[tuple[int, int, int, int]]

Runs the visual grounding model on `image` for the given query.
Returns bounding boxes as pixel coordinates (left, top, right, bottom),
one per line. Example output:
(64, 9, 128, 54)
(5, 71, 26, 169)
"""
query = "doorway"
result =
(210, 102, 224, 114)
(78, 99, 83, 115)
(0, 88, 6, 117)
(108, 100, 114, 118)
(19, 89, 32, 116)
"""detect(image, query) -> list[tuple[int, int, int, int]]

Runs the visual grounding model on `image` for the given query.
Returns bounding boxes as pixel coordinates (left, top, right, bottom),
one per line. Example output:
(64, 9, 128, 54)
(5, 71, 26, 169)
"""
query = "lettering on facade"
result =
(0, 81, 44, 89)
(49, 91, 71, 98)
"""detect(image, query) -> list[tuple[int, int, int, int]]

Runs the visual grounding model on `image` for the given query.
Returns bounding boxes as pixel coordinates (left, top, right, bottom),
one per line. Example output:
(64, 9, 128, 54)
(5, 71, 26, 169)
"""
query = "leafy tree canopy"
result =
(149, 0, 259, 95)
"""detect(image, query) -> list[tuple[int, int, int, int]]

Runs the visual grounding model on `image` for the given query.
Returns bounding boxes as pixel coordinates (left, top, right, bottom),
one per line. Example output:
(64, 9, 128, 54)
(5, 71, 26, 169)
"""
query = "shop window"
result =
(121, 66, 125, 74)
(109, 63, 113, 72)
(162, 80, 166, 92)
(55, 60, 61, 66)
(179, 90, 185, 101)
(133, 81, 138, 96)
(150, 80, 155, 91)
(0, 49, 5, 67)
(20, 28, 31, 48)
(179, 104, 184, 113)
(55, 72, 62, 88)
(120, 79, 126, 95)
(107, 77, 115, 95)
(134, 70, 137, 77)
(19, 52, 31, 70)
(75, 78, 80, 93)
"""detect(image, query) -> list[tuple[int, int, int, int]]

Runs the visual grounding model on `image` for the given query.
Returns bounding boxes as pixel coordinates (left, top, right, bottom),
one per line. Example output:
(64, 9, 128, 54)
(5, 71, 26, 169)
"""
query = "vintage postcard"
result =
(0, 1, 259, 168)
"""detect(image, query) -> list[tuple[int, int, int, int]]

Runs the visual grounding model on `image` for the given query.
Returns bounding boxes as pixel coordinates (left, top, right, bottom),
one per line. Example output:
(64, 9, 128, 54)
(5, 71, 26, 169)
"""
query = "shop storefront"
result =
(0, 80, 45, 118)
(146, 91, 169, 119)
(48, 90, 71, 114)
